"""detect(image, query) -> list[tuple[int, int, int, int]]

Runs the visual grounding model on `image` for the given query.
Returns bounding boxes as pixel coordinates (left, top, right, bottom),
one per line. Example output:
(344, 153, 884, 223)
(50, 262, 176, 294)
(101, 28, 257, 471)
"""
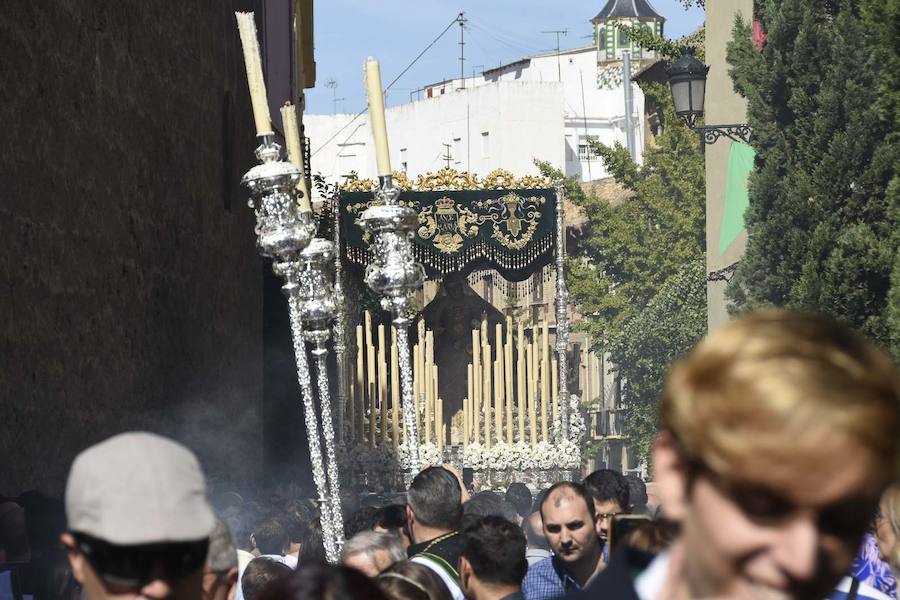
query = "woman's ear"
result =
(652, 430, 690, 522)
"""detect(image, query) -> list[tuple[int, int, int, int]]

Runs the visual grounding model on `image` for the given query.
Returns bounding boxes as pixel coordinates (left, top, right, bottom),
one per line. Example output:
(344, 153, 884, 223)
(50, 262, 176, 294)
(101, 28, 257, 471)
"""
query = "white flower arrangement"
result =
(549, 393, 588, 448)
(395, 442, 443, 469)
(462, 438, 581, 472)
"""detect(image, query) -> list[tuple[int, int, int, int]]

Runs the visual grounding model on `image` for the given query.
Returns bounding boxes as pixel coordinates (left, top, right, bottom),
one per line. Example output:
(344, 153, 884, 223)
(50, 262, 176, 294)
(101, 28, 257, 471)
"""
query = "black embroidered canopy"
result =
(340, 188, 557, 282)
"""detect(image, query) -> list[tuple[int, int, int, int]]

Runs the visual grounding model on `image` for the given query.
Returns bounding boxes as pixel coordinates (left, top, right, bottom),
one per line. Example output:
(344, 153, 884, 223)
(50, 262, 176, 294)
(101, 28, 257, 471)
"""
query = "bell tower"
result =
(592, 0, 665, 63)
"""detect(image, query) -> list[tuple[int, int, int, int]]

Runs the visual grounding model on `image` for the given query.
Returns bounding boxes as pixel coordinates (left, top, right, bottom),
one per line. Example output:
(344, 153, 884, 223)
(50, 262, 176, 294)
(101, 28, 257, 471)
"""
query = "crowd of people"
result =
(2, 309, 900, 600)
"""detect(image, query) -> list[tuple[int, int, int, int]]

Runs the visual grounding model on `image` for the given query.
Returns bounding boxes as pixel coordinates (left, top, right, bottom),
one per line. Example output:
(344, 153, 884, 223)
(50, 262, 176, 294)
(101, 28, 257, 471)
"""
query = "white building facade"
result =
(305, 81, 566, 184)
(305, 2, 664, 185)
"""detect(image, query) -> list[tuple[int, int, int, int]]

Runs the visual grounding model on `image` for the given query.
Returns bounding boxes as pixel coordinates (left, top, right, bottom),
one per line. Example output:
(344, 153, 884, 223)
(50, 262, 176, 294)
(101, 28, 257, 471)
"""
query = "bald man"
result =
(522, 483, 604, 599)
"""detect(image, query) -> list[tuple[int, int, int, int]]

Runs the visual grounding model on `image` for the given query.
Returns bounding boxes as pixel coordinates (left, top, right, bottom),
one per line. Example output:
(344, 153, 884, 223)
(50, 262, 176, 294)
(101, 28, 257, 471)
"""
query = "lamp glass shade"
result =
(667, 49, 709, 123)
(670, 79, 691, 116)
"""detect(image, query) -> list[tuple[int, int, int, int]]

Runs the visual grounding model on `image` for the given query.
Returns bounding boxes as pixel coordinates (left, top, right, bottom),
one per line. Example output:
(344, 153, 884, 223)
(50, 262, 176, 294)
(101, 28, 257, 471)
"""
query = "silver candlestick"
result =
(296, 237, 346, 552)
(240, 136, 339, 563)
(554, 182, 570, 440)
(359, 175, 425, 472)
(332, 191, 348, 448)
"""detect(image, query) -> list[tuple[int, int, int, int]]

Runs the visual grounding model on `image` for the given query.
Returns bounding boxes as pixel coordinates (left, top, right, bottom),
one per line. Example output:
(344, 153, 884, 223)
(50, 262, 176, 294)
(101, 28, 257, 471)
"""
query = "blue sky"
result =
(305, 0, 704, 115)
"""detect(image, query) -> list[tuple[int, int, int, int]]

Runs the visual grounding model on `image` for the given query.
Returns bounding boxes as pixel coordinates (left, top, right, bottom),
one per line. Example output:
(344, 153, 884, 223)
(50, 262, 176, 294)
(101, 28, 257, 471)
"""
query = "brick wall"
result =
(0, 0, 268, 496)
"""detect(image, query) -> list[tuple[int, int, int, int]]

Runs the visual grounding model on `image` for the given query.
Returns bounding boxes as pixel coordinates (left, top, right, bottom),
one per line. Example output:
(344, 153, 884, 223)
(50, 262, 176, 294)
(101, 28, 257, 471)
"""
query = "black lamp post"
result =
(667, 48, 752, 145)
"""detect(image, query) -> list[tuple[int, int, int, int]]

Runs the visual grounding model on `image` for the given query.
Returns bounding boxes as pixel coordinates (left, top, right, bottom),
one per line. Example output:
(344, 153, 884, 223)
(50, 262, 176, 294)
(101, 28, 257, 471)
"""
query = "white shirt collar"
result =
(634, 551, 670, 600)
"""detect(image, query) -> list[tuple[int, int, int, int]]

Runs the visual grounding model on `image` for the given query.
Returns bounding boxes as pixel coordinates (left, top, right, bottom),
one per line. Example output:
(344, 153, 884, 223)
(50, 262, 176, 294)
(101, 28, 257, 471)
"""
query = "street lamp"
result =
(667, 48, 752, 145)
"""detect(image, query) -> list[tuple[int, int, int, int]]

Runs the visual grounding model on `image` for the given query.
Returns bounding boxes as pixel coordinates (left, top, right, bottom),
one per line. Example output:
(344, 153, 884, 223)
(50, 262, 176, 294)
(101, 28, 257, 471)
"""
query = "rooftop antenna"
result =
(457, 12, 467, 90)
(324, 78, 344, 114)
(541, 29, 568, 81)
(441, 142, 452, 169)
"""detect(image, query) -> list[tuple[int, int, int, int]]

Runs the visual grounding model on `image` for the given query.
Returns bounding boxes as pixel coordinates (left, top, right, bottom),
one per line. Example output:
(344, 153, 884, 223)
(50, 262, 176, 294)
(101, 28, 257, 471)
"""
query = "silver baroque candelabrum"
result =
(240, 136, 342, 563)
(295, 237, 346, 552)
(359, 176, 425, 472)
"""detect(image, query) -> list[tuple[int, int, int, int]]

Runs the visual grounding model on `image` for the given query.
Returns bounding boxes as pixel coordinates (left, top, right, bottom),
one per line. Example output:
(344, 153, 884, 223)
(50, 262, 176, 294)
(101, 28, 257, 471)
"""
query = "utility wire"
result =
(311, 15, 460, 158)
(467, 20, 544, 56)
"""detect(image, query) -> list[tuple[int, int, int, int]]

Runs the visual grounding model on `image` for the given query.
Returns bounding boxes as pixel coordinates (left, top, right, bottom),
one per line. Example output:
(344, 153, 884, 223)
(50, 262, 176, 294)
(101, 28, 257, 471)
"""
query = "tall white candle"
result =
(364, 57, 392, 176)
(235, 12, 272, 136)
(280, 102, 312, 212)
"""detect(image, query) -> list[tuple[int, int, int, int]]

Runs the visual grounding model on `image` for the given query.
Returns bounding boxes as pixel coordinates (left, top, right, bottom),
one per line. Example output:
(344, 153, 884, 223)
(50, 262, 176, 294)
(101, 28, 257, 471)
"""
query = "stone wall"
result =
(0, 0, 268, 496)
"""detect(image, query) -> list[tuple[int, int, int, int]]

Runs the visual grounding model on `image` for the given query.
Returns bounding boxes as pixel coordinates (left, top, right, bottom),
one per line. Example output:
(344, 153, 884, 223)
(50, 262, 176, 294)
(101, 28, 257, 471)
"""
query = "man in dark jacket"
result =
(407, 466, 464, 600)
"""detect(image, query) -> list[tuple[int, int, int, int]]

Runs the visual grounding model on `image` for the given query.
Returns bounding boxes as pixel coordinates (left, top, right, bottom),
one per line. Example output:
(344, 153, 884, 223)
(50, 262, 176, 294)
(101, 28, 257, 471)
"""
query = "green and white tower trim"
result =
(592, 0, 665, 62)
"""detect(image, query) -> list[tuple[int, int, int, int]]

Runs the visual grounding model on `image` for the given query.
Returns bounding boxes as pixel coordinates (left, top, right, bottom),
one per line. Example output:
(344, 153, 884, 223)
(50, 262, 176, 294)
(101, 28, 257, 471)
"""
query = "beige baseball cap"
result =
(65, 432, 215, 545)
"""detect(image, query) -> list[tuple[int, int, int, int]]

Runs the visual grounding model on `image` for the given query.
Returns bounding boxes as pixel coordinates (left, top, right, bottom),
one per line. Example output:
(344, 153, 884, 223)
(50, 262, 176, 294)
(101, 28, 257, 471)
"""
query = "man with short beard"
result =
(522, 483, 604, 599)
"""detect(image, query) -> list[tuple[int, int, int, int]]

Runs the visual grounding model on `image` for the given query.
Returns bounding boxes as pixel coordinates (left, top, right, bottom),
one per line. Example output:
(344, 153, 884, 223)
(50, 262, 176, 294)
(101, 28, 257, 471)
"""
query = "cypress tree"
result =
(726, 0, 900, 358)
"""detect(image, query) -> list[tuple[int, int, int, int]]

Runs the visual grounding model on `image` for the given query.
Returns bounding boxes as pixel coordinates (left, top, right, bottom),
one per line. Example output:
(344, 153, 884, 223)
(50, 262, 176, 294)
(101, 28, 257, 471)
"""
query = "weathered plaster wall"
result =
(0, 0, 267, 496)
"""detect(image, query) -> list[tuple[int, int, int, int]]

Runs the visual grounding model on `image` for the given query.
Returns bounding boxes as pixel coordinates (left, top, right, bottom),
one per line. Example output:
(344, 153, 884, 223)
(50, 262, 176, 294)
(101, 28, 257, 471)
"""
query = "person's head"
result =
(281, 499, 313, 557)
(523, 511, 549, 551)
(251, 518, 288, 556)
(624, 475, 649, 513)
(406, 467, 462, 543)
(0, 500, 29, 566)
(459, 516, 527, 599)
(504, 483, 533, 523)
(582, 469, 629, 542)
(344, 506, 379, 539)
(61, 432, 216, 600)
(654, 310, 900, 599)
(297, 517, 326, 566)
(259, 562, 388, 600)
(203, 520, 238, 600)
(461, 492, 518, 531)
(240, 558, 291, 600)
(376, 560, 453, 600)
(442, 273, 467, 300)
(31, 549, 81, 600)
(531, 488, 549, 515)
(875, 483, 900, 572)
(340, 531, 405, 577)
(619, 519, 678, 554)
(539, 483, 601, 569)
(373, 504, 411, 549)
(222, 503, 260, 554)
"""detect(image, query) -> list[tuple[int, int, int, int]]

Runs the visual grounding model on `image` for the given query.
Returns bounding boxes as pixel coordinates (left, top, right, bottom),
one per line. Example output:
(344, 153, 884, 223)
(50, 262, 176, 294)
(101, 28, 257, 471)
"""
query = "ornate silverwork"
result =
(359, 176, 425, 471)
(241, 136, 341, 563)
(294, 238, 346, 553)
(554, 182, 570, 440)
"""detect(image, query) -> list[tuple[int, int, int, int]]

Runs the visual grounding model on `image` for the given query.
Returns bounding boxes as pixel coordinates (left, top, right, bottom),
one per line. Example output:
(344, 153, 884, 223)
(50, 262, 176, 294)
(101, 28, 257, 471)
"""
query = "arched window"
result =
(598, 27, 606, 48)
(618, 26, 630, 46)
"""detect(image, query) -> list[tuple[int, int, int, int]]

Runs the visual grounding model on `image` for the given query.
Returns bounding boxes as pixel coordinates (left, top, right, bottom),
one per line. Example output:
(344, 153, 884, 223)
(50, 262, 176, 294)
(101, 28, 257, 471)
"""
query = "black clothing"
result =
(407, 531, 462, 580)
(499, 592, 525, 600)
(569, 547, 655, 600)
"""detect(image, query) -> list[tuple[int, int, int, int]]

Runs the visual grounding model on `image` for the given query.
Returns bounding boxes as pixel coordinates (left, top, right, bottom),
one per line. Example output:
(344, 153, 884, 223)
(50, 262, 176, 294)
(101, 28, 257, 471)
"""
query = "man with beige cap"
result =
(61, 431, 217, 600)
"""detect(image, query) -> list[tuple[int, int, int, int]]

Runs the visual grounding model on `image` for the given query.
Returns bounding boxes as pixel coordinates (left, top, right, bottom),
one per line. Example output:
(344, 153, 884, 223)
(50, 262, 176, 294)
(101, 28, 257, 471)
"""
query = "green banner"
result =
(340, 188, 557, 282)
(719, 142, 756, 255)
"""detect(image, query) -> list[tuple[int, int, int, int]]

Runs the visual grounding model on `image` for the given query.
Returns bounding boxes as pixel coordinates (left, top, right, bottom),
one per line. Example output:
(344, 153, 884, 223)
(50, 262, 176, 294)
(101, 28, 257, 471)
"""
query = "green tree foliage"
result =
(725, 0, 900, 359)
(537, 82, 706, 462)
(609, 259, 706, 460)
(614, 23, 705, 61)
